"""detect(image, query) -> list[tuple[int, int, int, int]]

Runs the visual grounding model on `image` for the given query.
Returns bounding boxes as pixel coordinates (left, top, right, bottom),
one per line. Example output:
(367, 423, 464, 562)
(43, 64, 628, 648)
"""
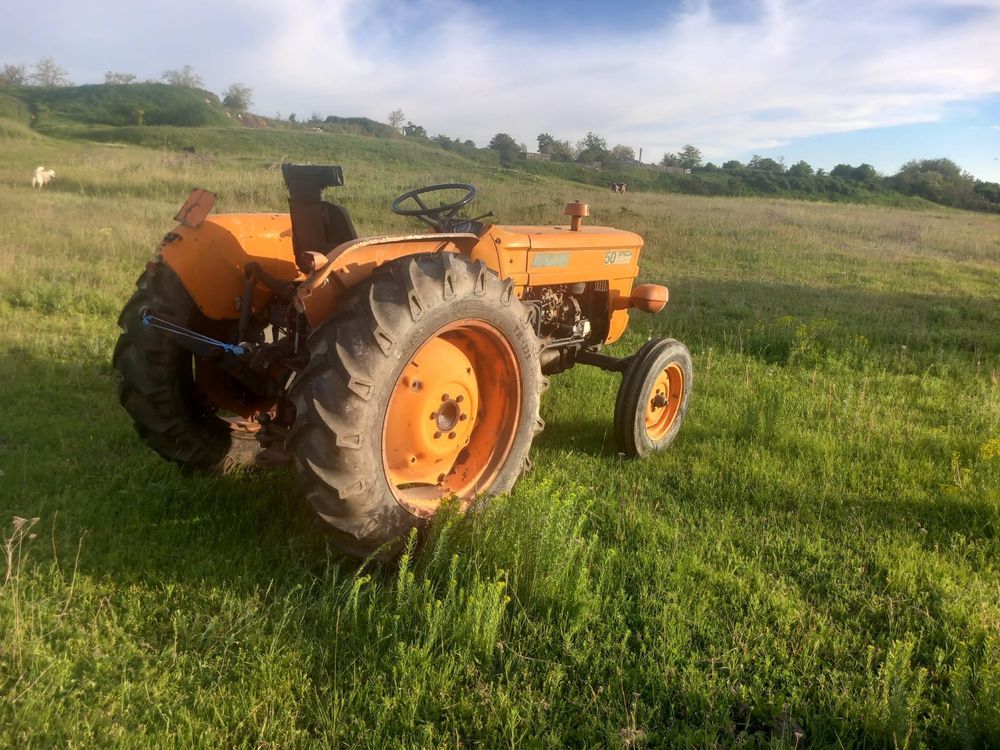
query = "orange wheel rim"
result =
(644, 363, 684, 442)
(382, 320, 522, 517)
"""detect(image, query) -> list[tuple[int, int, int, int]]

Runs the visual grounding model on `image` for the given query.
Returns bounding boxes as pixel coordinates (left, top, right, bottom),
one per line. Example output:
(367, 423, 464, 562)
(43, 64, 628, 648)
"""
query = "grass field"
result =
(1, 119, 999, 748)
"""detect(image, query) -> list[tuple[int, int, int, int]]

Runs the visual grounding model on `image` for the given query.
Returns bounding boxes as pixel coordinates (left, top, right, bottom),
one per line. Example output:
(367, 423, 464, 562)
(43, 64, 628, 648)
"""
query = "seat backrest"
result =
(281, 163, 357, 266)
(322, 201, 358, 247)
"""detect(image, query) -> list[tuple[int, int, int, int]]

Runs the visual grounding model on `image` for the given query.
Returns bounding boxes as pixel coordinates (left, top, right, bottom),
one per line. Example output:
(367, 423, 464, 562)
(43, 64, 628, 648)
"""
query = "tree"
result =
(610, 144, 635, 164)
(576, 132, 610, 165)
(661, 153, 681, 167)
(433, 134, 457, 149)
(830, 163, 855, 179)
(288, 113, 297, 124)
(578, 132, 607, 152)
(537, 133, 555, 153)
(0, 63, 28, 86)
(387, 108, 405, 133)
(748, 155, 784, 173)
(104, 71, 136, 85)
(787, 160, 814, 178)
(545, 139, 574, 162)
(488, 132, 521, 166)
(30, 57, 70, 86)
(222, 83, 253, 111)
(678, 145, 702, 169)
(161, 65, 202, 88)
(853, 163, 879, 183)
(403, 121, 427, 138)
(722, 160, 743, 170)
(889, 158, 976, 208)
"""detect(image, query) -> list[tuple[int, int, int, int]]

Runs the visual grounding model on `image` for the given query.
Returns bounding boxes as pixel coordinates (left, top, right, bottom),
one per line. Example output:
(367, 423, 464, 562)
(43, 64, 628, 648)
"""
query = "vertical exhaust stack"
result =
(281, 164, 355, 272)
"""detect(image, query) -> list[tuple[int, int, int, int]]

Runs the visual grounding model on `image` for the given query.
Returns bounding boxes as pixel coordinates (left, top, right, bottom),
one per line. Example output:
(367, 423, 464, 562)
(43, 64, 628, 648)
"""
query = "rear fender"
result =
(159, 214, 302, 320)
(295, 233, 485, 326)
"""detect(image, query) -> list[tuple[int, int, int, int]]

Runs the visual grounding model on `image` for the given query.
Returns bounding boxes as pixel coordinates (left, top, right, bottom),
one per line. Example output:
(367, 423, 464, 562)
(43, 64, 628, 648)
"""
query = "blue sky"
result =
(3, 0, 999, 181)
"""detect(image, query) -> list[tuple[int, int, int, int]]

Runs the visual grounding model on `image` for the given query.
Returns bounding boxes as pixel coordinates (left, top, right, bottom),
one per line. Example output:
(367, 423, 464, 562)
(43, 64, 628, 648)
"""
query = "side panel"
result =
(160, 214, 301, 320)
(470, 226, 531, 292)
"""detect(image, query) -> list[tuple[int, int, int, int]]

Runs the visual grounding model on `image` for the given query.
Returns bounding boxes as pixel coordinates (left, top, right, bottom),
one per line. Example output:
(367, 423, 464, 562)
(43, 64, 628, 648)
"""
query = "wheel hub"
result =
(381, 320, 522, 518)
(644, 363, 684, 441)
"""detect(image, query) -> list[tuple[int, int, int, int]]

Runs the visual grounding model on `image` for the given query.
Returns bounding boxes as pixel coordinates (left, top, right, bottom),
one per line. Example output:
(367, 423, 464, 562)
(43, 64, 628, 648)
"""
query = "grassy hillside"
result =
(0, 83, 234, 128)
(1, 123, 998, 747)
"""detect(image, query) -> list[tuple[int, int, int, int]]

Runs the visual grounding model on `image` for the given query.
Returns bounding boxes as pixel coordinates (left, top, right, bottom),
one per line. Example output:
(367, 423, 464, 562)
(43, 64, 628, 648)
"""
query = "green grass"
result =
(1, 122, 998, 748)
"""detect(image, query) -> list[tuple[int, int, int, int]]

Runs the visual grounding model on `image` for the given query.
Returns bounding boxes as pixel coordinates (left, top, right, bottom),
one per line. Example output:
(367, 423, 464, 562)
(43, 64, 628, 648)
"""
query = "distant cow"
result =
(181, 145, 197, 154)
(611, 182, 628, 193)
(32, 166, 55, 189)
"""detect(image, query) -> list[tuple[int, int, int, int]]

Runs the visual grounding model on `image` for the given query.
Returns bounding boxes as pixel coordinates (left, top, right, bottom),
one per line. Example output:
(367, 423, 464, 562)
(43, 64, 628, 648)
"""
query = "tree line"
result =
(395, 115, 997, 214)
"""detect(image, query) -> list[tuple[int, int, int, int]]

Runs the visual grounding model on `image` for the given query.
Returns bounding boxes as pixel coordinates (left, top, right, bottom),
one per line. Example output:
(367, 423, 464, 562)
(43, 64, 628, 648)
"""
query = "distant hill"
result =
(321, 115, 399, 138)
(0, 83, 234, 128)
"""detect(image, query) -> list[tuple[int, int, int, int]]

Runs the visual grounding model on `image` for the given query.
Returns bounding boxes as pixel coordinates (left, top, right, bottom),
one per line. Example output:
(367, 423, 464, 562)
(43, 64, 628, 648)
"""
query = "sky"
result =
(3, 0, 1000, 181)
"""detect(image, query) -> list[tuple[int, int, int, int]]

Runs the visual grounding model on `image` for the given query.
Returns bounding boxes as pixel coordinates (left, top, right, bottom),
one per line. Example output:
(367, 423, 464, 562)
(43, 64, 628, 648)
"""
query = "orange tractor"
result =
(114, 165, 692, 558)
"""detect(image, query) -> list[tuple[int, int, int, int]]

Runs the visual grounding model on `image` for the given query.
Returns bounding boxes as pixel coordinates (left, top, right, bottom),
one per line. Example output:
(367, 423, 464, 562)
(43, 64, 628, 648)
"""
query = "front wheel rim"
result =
(382, 320, 522, 517)
(643, 362, 685, 441)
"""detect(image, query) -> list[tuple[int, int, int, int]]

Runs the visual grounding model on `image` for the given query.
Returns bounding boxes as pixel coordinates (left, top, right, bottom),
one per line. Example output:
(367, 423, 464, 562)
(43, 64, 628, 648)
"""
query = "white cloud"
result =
(4, 0, 1000, 163)
(228, 0, 1000, 161)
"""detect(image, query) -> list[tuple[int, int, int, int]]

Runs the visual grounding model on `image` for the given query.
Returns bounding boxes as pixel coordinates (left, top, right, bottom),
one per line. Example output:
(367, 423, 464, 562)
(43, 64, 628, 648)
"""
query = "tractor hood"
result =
(486, 224, 644, 287)
(499, 224, 642, 252)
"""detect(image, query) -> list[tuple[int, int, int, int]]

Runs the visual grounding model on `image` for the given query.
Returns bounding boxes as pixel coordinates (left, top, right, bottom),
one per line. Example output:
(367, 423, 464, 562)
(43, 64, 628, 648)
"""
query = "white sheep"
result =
(32, 166, 56, 189)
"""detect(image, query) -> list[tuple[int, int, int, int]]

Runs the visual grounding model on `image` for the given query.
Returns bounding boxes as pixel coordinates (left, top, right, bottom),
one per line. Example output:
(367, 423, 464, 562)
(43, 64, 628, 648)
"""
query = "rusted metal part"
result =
(174, 188, 217, 229)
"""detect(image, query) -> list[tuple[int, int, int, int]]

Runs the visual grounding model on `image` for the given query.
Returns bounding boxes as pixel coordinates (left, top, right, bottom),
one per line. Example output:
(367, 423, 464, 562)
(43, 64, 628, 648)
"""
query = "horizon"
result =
(3, 0, 999, 182)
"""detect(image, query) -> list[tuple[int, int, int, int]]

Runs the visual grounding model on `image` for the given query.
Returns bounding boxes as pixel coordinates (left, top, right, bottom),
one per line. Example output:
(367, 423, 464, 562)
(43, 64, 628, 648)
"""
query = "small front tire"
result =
(614, 337, 692, 457)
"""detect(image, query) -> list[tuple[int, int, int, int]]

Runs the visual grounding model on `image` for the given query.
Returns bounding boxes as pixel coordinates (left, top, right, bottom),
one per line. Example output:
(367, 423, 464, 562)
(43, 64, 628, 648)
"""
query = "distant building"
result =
(662, 166, 692, 174)
(519, 151, 551, 161)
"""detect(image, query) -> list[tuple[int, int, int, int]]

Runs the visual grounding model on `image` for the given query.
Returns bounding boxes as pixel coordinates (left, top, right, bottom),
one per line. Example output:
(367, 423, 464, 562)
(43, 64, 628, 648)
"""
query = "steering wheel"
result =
(391, 183, 477, 231)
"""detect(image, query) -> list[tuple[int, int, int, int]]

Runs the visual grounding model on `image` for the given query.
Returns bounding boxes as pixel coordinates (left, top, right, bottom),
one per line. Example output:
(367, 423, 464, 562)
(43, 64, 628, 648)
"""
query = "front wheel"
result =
(614, 338, 692, 457)
(287, 252, 545, 559)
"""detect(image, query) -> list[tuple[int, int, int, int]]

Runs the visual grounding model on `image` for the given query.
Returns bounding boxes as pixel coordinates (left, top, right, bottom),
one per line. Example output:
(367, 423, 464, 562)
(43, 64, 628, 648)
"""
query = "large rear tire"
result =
(287, 253, 545, 559)
(113, 263, 262, 473)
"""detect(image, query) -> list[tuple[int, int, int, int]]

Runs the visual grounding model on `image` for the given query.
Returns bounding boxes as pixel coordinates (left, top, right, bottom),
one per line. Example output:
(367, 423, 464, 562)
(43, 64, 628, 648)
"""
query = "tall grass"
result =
(1, 122, 998, 747)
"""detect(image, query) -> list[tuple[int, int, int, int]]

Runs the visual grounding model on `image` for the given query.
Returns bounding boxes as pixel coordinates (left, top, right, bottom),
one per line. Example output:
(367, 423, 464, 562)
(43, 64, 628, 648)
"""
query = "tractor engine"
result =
(523, 283, 614, 375)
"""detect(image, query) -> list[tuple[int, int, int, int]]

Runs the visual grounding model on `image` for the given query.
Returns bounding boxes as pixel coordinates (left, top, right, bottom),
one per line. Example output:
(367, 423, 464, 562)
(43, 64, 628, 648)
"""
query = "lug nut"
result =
(441, 393, 449, 401)
(456, 395, 464, 403)
(448, 431, 456, 439)
(433, 431, 442, 439)
(459, 414, 467, 421)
